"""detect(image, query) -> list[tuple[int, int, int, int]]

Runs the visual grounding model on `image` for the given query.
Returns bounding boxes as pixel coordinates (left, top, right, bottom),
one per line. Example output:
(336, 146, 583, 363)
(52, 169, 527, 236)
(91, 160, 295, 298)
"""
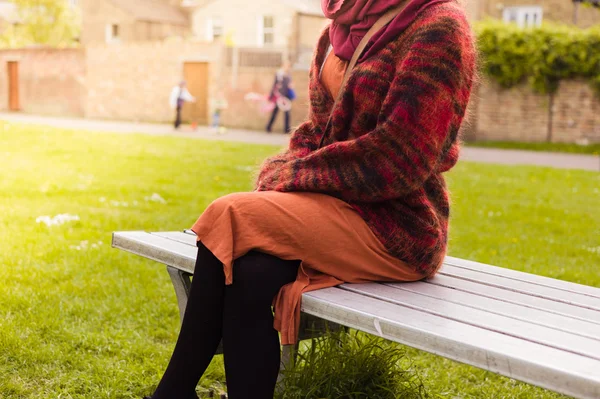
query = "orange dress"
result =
(191, 52, 425, 346)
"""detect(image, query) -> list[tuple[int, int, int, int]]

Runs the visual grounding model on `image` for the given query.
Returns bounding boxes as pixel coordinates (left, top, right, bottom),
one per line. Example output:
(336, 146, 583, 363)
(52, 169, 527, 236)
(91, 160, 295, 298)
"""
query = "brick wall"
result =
(552, 80, 600, 143)
(474, 79, 600, 143)
(0, 48, 86, 116)
(85, 40, 222, 123)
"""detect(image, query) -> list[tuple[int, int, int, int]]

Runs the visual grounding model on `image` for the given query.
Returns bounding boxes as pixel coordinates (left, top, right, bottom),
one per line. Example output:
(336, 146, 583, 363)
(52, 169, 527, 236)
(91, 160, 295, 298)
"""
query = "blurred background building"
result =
(0, 0, 599, 142)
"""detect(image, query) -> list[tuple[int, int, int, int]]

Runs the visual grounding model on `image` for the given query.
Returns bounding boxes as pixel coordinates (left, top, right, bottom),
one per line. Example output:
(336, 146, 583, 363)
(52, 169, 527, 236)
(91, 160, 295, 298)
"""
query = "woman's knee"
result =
(230, 252, 299, 304)
(205, 192, 244, 214)
(204, 192, 262, 220)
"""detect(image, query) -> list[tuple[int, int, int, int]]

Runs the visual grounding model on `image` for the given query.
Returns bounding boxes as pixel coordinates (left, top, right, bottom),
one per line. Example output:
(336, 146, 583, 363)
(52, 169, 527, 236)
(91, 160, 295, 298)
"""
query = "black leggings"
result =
(150, 243, 300, 399)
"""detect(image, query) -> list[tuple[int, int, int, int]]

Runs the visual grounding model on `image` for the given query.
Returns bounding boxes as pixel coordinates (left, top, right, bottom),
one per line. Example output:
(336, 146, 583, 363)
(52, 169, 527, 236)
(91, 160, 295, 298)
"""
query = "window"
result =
(211, 17, 223, 40)
(258, 15, 274, 47)
(503, 6, 543, 28)
(205, 17, 224, 41)
(106, 24, 120, 43)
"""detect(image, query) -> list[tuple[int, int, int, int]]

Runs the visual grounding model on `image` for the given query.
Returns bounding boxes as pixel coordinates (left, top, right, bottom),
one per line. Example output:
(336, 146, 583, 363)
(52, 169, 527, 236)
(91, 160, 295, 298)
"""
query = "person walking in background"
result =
(266, 60, 294, 134)
(170, 81, 196, 130)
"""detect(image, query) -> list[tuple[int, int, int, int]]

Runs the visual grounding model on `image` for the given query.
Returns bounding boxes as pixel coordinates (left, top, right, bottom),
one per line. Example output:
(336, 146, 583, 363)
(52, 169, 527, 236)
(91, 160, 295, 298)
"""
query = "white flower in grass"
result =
(70, 240, 102, 251)
(585, 246, 600, 254)
(145, 193, 167, 204)
(36, 214, 80, 227)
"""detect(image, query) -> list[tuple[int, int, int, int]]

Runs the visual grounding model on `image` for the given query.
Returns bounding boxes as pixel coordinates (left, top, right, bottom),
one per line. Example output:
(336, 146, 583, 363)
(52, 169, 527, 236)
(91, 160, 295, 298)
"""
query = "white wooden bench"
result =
(112, 230, 600, 399)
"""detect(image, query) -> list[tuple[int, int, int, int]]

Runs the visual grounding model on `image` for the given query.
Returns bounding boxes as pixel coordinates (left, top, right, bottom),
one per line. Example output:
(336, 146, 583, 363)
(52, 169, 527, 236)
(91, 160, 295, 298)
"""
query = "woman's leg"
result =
(284, 110, 291, 134)
(222, 251, 300, 399)
(150, 242, 225, 399)
(266, 106, 279, 133)
(149, 245, 299, 399)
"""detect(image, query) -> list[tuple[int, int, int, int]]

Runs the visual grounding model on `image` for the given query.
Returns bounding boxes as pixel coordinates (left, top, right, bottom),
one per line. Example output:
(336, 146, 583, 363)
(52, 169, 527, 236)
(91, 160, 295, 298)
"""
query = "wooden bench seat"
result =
(112, 231, 600, 399)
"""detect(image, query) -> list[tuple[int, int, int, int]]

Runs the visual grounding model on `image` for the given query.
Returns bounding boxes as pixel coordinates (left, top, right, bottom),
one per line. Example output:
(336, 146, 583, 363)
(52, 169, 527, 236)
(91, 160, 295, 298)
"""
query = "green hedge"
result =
(475, 20, 600, 95)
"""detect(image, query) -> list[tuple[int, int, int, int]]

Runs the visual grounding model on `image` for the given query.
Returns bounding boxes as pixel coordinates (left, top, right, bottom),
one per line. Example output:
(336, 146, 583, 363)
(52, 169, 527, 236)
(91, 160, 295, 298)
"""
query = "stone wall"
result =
(80, 0, 189, 45)
(474, 79, 600, 143)
(85, 40, 221, 123)
(0, 48, 86, 117)
(80, 0, 136, 45)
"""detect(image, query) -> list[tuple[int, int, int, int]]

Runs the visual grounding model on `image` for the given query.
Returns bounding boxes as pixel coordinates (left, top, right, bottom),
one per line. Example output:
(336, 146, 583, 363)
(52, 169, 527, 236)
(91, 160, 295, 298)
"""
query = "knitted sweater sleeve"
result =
(257, 16, 474, 202)
(255, 119, 319, 184)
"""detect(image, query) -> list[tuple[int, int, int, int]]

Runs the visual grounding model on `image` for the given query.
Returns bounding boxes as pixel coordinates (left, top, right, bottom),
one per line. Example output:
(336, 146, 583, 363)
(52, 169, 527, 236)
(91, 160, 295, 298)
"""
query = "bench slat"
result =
(383, 281, 600, 339)
(112, 231, 196, 274)
(428, 274, 600, 324)
(441, 266, 600, 311)
(342, 283, 600, 360)
(151, 231, 197, 246)
(445, 256, 600, 298)
(303, 288, 600, 399)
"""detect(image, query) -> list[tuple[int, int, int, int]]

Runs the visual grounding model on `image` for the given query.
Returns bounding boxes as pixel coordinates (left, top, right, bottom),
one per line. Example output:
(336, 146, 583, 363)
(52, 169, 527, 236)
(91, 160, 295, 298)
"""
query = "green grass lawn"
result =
(465, 140, 600, 156)
(1, 121, 599, 398)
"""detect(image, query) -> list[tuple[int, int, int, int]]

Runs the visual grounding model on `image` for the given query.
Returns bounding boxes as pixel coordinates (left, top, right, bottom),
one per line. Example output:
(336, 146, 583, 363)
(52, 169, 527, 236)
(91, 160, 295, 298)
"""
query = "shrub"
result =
(475, 20, 600, 96)
(276, 330, 429, 399)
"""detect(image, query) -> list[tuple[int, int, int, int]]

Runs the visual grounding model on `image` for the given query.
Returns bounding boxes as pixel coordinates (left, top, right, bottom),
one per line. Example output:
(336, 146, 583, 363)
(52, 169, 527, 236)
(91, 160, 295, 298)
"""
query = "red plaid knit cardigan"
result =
(256, 1, 476, 277)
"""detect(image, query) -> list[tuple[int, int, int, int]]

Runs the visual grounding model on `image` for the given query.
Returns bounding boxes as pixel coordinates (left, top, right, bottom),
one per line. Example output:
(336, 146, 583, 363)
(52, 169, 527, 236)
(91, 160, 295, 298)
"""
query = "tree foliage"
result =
(0, 0, 80, 48)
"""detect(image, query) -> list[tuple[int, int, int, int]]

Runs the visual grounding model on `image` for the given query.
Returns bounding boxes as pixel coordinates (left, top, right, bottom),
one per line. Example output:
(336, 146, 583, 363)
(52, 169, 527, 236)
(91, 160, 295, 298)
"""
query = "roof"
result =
(110, 0, 189, 26)
(281, 0, 323, 16)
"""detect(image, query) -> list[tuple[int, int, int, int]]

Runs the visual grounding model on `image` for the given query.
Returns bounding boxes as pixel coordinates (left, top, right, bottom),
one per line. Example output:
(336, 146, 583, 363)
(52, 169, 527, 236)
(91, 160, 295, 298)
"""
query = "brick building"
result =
(80, 0, 190, 45)
(2, 0, 599, 143)
(185, 0, 327, 66)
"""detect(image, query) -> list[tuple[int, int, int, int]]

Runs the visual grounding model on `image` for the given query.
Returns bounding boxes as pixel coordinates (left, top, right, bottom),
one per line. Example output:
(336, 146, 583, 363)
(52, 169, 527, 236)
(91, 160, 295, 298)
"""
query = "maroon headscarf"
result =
(322, 0, 453, 61)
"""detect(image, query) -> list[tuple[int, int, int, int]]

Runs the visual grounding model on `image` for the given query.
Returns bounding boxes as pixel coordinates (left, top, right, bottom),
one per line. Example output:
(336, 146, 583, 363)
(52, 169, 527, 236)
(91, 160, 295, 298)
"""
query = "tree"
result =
(0, 0, 80, 48)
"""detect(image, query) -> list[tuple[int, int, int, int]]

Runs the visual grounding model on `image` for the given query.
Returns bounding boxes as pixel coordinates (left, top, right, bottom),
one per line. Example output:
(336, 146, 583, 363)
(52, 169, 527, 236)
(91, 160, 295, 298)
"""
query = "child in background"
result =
(212, 92, 229, 134)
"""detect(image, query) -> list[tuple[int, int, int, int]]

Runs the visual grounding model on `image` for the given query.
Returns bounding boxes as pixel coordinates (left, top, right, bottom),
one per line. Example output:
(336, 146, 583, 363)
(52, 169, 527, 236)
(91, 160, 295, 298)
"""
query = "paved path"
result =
(460, 147, 599, 172)
(0, 113, 290, 147)
(1, 113, 598, 171)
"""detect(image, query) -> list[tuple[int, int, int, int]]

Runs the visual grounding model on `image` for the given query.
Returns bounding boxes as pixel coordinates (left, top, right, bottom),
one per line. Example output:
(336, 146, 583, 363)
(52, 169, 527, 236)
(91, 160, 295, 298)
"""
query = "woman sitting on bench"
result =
(144, 0, 476, 398)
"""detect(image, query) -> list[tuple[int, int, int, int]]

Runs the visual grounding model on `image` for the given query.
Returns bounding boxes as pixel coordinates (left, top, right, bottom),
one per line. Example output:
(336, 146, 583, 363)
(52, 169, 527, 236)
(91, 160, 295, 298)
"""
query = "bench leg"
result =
(167, 266, 192, 323)
(277, 343, 299, 391)
(167, 265, 225, 355)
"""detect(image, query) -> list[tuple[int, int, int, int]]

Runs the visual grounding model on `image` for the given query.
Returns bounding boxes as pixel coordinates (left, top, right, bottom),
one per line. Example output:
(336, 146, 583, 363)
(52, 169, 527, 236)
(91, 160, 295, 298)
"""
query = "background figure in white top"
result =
(169, 81, 196, 130)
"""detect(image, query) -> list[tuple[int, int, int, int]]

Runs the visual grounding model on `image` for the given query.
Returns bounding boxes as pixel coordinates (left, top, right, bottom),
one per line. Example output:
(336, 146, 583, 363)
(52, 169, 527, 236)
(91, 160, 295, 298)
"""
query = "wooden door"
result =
(7, 61, 20, 111)
(182, 62, 209, 125)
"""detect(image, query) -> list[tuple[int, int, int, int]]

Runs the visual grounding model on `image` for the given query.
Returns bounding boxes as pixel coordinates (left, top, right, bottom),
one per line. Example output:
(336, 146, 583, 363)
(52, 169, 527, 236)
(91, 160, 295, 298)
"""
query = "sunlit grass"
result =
(1, 121, 598, 398)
